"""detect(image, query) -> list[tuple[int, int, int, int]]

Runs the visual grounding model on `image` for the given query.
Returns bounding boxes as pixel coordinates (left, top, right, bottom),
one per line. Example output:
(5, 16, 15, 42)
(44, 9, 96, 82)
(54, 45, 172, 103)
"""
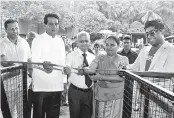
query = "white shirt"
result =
(31, 33, 66, 92)
(0, 36, 31, 61)
(66, 48, 95, 89)
(0, 36, 31, 88)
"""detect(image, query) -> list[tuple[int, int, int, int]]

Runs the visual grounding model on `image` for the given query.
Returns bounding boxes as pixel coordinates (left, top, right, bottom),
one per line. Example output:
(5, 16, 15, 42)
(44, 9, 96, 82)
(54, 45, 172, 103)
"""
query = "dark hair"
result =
(4, 19, 18, 30)
(123, 35, 131, 41)
(144, 19, 165, 30)
(44, 13, 59, 24)
(94, 43, 99, 47)
(106, 35, 120, 45)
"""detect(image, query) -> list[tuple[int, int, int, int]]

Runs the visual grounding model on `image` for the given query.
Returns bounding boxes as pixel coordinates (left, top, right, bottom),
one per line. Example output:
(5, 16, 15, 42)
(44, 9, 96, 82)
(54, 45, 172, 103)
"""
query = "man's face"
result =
(94, 46, 99, 51)
(123, 39, 131, 50)
(27, 35, 35, 47)
(45, 17, 59, 37)
(77, 35, 90, 51)
(6, 22, 19, 39)
(145, 26, 163, 46)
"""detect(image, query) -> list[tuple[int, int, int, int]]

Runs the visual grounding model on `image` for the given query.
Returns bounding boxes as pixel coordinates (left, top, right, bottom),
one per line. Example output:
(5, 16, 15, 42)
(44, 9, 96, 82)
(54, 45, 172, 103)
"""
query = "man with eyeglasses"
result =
(129, 19, 174, 72)
(64, 31, 95, 118)
(31, 13, 66, 118)
(128, 19, 174, 117)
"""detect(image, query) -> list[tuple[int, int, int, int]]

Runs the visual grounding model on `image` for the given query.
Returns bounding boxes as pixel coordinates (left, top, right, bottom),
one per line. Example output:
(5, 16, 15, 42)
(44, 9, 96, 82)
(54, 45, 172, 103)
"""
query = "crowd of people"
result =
(1, 13, 174, 118)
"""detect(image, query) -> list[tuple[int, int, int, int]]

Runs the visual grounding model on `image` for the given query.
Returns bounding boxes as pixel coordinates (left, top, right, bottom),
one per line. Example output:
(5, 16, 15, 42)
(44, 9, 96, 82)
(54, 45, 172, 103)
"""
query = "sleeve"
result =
(124, 56, 129, 66)
(127, 49, 142, 71)
(61, 39, 66, 67)
(24, 40, 32, 60)
(31, 36, 43, 63)
(0, 42, 6, 56)
(65, 53, 72, 67)
(88, 56, 100, 71)
(164, 46, 174, 72)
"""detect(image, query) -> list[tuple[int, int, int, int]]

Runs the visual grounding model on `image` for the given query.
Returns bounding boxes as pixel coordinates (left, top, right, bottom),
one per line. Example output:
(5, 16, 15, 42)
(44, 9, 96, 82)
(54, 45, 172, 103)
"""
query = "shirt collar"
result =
(122, 49, 131, 54)
(43, 32, 60, 39)
(77, 48, 89, 56)
(3, 36, 22, 45)
(161, 41, 172, 49)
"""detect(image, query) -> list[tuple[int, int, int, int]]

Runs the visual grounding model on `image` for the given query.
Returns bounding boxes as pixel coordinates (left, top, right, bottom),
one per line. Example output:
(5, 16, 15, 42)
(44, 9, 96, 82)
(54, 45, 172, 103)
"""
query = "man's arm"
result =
(1, 54, 14, 67)
(127, 49, 142, 71)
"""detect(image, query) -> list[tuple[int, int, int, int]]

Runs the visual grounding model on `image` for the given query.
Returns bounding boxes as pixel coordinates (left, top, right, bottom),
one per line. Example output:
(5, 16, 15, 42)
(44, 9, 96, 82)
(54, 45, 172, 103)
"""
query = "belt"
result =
(70, 84, 92, 92)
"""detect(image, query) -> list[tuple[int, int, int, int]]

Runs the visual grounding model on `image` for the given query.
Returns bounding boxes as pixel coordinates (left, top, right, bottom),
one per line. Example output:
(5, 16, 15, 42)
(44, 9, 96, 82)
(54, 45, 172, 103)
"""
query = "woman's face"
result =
(105, 38, 119, 56)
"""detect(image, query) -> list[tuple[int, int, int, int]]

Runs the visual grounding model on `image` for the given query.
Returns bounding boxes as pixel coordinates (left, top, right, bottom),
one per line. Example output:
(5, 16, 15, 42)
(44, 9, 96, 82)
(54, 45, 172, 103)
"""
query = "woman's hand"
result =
(90, 73, 101, 81)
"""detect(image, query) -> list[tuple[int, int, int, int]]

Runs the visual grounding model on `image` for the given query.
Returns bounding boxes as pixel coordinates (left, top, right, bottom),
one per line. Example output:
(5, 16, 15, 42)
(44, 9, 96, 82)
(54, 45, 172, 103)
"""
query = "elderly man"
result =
(64, 31, 95, 118)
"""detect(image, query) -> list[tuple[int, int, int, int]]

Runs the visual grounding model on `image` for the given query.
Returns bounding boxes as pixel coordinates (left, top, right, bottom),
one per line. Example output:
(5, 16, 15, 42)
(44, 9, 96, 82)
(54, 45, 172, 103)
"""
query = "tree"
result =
(78, 9, 107, 33)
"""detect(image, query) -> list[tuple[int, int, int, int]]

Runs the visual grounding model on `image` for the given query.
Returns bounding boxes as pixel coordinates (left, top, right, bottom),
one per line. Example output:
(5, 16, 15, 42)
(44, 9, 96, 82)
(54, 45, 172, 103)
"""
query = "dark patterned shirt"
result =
(118, 49, 138, 64)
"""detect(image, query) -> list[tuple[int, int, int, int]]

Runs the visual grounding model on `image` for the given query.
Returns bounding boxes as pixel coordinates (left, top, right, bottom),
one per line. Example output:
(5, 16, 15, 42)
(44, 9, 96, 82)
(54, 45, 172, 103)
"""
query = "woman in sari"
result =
(84, 35, 129, 118)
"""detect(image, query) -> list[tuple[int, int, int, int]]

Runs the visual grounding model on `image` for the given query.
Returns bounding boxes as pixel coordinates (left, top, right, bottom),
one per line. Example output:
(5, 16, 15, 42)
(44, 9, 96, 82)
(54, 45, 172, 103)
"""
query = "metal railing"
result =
(1, 65, 28, 118)
(121, 70, 174, 118)
(1, 64, 174, 118)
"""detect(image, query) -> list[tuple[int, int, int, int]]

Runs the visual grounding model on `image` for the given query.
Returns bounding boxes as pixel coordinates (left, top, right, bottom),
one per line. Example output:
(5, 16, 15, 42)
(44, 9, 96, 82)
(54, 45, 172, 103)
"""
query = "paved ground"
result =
(60, 106, 70, 118)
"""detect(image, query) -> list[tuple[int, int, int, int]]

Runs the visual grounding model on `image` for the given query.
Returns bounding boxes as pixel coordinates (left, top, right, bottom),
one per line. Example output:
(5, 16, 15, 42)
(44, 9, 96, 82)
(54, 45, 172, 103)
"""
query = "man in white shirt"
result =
(128, 19, 174, 117)
(0, 19, 32, 117)
(31, 13, 66, 118)
(64, 31, 95, 118)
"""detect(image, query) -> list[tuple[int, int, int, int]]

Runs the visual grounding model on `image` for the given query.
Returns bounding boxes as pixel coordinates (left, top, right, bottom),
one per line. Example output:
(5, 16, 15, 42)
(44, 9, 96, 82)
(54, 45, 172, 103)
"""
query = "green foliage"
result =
(78, 9, 107, 33)
(1, 0, 174, 34)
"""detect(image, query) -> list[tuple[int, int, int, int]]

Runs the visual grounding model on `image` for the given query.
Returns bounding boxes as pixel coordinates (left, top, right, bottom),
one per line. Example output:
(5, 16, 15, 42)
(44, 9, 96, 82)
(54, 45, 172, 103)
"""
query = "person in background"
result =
(72, 42, 78, 51)
(0, 19, 32, 117)
(27, 31, 37, 118)
(118, 35, 138, 64)
(61, 44, 72, 106)
(27, 31, 37, 48)
(31, 13, 66, 118)
(64, 31, 95, 118)
(93, 43, 100, 56)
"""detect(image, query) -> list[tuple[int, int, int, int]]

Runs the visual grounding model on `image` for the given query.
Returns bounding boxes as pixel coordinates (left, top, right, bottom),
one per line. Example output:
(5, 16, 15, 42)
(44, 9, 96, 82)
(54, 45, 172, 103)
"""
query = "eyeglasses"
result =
(146, 29, 159, 37)
(79, 40, 89, 43)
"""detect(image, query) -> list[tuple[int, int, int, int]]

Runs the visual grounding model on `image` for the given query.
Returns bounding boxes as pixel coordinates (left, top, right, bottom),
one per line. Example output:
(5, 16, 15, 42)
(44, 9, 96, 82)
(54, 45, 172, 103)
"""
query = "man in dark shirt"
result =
(118, 35, 138, 64)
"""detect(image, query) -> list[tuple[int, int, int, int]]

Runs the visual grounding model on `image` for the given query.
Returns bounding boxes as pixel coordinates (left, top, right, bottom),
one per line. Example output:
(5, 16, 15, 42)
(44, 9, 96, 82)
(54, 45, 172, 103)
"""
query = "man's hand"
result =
(43, 61, 53, 73)
(1, 54, 14, 67)
(63, 66, 71, 75)
(77, 68, 85, 76)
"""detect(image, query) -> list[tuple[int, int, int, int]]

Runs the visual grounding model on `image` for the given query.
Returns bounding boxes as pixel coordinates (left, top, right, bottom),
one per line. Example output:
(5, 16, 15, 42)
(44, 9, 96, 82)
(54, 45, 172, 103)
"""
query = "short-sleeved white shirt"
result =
(0, 36, 32, 88)
(0, 36, 31, 62)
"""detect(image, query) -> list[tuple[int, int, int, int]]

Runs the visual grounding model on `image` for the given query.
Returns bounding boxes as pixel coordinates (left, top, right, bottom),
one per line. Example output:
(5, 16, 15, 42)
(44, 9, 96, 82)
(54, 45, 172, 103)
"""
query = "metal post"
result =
(122, 73, 134, 118)
(1, 79, 12, 118)
(22, 64, 28, 118)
